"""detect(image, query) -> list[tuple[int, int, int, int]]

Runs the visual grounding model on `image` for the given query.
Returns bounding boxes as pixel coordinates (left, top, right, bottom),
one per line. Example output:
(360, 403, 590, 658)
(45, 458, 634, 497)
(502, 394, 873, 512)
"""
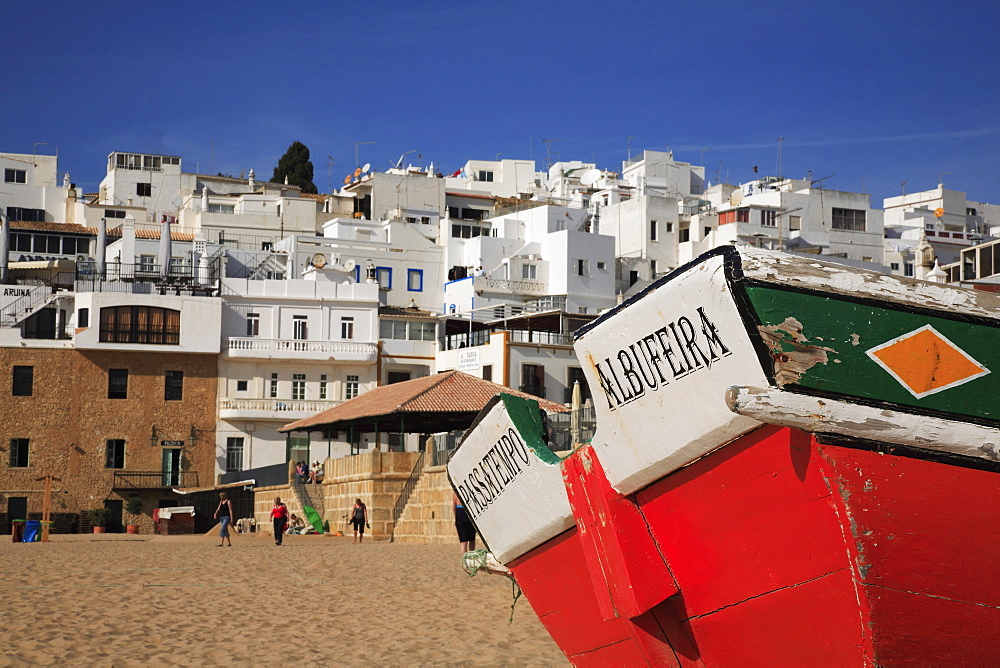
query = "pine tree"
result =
(271, 141, 317, 194)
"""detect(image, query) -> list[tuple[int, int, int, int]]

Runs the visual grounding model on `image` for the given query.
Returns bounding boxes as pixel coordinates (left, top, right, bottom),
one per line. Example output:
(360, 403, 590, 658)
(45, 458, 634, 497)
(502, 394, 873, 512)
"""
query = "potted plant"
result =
(88, 508, 110, 534)
(124, 496, 143, 534)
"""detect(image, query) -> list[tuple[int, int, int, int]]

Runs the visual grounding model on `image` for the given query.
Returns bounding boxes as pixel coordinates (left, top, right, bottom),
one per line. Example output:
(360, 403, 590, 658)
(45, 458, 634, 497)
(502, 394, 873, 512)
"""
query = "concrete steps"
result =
(392, 466, 460, 545)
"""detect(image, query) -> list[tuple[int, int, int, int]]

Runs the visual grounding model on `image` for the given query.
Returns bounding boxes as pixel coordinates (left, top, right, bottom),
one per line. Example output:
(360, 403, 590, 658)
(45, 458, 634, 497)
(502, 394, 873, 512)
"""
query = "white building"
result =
(883, 184, 999, 278)
(1, 152, 73, 224)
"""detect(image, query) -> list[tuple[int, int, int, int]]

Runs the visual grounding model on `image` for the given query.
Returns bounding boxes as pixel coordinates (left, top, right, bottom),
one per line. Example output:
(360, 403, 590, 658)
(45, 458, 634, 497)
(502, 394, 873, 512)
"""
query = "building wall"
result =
(0, 348, 217, 524)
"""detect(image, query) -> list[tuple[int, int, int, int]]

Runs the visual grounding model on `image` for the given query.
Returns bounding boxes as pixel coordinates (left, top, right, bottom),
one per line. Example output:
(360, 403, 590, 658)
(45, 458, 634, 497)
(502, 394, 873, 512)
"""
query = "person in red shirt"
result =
(270, 497, 289, 545)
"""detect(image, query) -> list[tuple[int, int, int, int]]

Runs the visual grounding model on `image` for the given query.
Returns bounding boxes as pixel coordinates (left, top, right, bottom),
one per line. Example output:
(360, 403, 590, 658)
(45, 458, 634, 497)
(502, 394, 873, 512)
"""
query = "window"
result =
(522, 264, 536, 280)
(904, 263, 914, 277)
(376, 267, 392, 288)
(408, 321, 435, 341)
(380, 319, 407, 340)
(597, 261, 606, 271)
(482, 365, 493, 382)
(761, 210, 777, 227)
(650, 220, 658, 241)
(269, 373, 278, 398)
(679, 228, 690, 243)
(207, 203, 235, 214)
(666, 222, 674, 232)
(387, 371, 411, 385)
(9, 438, 29, 468)
(12, 366, 33, 396)
(164, 370, 183, 401)
(832, 207, 866, 231)
(99, 306, 180, 344)
(293, 315, 308, 340)
(137, 182, 152, 197)
(407, 269, 423, 292)
(890, 262, 900, 271)
(138, 255, 156, 273)
(226, 437, 244, 472)
(451, 223, 487, 238)
(78, 308, 89, 328)
(246, 313, 259, 337)
(345, 374, 360, 400)
(789, 215, 801, 231)
(319, 374, 328, 399)
(292, 374, 306, 401)
(105, 439, 125, 469)
(477, 170, 494, 182)
(104, 209, 126, 219)
(7, 207, 44, 222)
(862, 256, 874, 263)
(236, 380, 248, 392)
(340, 316, 355, 340)
(5, 169, 26, 184)
(650, 260, 658, 277)
(705, 226, 712, 237)
(108, 368, 128, 399)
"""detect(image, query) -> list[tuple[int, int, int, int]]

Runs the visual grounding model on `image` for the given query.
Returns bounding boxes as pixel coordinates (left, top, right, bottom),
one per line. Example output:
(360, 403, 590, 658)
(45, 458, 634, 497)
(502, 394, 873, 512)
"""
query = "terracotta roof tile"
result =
(280, 370, 567, 433)
(446, 191, 498, 201)
(7, 220, 93, 234)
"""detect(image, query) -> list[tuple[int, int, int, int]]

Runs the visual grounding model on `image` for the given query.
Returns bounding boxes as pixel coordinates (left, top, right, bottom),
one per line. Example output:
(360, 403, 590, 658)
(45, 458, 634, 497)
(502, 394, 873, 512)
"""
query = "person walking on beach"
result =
(348, 498, 368, 543)
(214, 492, 234, 547)
(454, 492, 476, 553)
(271, 497, 289, 545)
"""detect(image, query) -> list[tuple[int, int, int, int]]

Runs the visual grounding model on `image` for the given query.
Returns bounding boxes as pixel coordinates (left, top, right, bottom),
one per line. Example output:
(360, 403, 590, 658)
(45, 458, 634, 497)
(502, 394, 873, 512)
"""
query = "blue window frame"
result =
(376, 266, 392, 289)
(354, 265, 360, 282)
(407, 269, 423, 292)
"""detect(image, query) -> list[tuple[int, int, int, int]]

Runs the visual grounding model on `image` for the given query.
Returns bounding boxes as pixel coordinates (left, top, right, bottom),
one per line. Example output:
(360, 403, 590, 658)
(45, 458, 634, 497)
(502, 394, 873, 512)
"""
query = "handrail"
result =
(389, 452, 425, 542)
(0, 285, 54, 327)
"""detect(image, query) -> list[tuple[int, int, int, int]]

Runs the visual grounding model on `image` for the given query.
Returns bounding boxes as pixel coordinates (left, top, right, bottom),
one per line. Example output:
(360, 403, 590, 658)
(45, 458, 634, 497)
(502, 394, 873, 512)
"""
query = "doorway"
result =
(162, 448, 181, 486)
(104, 499, 123, 533)
(7, 497, 28, 521)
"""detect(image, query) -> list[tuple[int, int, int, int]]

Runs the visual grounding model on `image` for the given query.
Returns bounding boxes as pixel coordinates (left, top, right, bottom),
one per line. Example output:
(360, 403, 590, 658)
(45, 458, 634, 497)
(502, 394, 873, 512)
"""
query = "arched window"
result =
(99, 306, 180, 344)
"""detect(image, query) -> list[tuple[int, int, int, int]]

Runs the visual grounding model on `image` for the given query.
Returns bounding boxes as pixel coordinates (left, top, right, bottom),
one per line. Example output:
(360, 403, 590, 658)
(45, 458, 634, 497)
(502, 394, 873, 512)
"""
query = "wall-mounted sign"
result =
(458, 348, 480, 371)
(160, 440, 185, 447)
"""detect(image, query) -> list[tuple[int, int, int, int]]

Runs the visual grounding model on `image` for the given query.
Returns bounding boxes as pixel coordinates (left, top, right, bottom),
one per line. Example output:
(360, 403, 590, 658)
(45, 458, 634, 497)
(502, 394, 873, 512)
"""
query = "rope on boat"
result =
(462, 548, 522, 623)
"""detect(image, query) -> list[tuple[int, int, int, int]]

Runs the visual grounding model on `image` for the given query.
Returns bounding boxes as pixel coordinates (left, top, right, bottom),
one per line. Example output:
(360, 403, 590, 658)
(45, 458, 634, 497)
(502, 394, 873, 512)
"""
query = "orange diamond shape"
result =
(866, 325, 989, 399)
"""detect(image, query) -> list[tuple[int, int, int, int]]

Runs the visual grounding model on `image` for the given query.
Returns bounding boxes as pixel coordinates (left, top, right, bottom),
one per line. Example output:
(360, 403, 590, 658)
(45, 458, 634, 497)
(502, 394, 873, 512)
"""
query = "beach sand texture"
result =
(0, 533, 567, 667)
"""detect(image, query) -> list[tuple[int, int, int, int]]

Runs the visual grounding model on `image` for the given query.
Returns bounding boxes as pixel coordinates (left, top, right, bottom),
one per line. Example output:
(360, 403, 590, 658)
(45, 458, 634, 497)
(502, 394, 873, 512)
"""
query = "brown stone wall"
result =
(393, 466, 464, 545)
(0, 348, 217, 530)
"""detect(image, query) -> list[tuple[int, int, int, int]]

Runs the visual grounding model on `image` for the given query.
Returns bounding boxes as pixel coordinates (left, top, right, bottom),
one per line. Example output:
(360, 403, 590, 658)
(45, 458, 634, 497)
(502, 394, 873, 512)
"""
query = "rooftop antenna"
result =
(810, 174, 835, 188)
(327, 155, 335, 192)
(33, 142, 46, 167)
(900, 179, 908, 195)
(392, 150, 418, 169)
(776, 136, 786, 179)
(354, 141, 376, 167)
(542, 138, 563, 170)
(627, 135, 635, 160)
(699, 147, 711, 166)
(938, 171, 952, 187)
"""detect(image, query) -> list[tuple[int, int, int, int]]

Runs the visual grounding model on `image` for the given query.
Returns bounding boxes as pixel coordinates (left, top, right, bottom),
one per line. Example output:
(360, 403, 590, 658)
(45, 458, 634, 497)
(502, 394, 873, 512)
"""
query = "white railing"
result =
(219, 398, 342, 413)
(226, 338, 378, 356)
(478, 277, 547, 294)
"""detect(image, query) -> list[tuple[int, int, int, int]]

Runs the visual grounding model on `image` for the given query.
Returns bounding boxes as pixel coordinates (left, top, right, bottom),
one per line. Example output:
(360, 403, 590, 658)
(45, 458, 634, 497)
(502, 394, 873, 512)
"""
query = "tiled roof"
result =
(379, 305, 436, 319)
(7, 220, 94, 235)
(446, 191, 497, 201)
(280, 370, 567, 434)
(299, 193, 327, 202)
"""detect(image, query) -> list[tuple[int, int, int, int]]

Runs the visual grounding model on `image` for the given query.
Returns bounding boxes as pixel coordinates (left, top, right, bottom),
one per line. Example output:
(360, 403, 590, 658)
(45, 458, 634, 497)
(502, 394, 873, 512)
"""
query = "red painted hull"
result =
(509, 426, 1000, 666)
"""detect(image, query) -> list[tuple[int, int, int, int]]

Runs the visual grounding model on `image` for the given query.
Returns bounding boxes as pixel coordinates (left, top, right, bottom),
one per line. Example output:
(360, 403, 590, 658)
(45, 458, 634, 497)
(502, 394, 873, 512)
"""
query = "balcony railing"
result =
(226, 338, 377, 356)
(508, 330, 573, 346)
(219, 398, 341, 414)
(476, 276, 547, 294)
(112, 470, 199, 489)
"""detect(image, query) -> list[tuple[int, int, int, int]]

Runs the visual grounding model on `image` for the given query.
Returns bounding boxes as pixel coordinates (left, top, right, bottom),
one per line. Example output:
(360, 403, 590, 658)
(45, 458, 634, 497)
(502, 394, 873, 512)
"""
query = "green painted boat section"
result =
(500, 393, 563, 464)
(745, 285, 1000, 421)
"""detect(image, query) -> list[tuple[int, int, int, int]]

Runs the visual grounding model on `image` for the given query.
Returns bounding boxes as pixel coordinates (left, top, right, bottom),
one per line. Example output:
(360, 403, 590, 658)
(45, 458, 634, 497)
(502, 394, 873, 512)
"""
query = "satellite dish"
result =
(311, 253, 327, 268)
(579, 169, 602, 186)
(353, 167, 363, 178)
(934, 208, 945, 218)
(343, 174, 352, 185)
(343, 259, 357, 272)
(362, 163, 371, 174)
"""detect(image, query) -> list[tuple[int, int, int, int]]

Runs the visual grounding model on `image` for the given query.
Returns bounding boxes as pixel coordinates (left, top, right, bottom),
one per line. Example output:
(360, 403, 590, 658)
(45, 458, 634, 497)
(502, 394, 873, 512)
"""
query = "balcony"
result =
(219, 397, 342, 421)
(474, 276, 547, 295)
(112, 470, 199, 489)
(224, 337, 378, 361)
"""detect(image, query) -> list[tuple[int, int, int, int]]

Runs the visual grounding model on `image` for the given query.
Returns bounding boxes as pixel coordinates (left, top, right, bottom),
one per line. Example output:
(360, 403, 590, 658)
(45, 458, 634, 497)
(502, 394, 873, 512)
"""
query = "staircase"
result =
(391, 466, 460, 545)
(290, 480, 326, 518)
(0, 288, 59, 328)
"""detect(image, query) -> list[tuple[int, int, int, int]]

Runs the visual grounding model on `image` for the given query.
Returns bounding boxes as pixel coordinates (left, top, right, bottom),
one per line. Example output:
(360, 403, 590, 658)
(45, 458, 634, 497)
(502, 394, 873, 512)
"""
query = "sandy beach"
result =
(0, 532, 566, 667)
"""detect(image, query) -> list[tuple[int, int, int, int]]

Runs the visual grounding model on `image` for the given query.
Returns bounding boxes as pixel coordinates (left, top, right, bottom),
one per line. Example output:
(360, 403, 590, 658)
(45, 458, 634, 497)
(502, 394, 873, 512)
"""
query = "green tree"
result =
(271, 141, 317, 194)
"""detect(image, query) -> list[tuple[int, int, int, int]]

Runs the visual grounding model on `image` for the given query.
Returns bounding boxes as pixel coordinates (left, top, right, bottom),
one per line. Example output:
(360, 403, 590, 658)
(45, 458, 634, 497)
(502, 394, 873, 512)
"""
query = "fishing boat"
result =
(448, 246, 1000, 666)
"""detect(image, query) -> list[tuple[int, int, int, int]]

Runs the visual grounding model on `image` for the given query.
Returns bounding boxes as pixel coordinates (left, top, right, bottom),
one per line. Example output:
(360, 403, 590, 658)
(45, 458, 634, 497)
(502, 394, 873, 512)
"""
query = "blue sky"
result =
(3, 1, 998, 205)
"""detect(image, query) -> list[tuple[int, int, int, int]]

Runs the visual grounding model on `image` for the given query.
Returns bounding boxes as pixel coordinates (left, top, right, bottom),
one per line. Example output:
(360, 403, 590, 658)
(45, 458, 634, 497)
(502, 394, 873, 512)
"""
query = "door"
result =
(162, 448, 181, 486)
(104, 499, 123, 533)
(8, 497, 28, 521)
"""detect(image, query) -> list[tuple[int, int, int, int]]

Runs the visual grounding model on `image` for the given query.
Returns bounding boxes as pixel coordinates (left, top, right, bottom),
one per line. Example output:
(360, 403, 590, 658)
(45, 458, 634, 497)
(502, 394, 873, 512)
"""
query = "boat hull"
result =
(509, 425, 1000, 665)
